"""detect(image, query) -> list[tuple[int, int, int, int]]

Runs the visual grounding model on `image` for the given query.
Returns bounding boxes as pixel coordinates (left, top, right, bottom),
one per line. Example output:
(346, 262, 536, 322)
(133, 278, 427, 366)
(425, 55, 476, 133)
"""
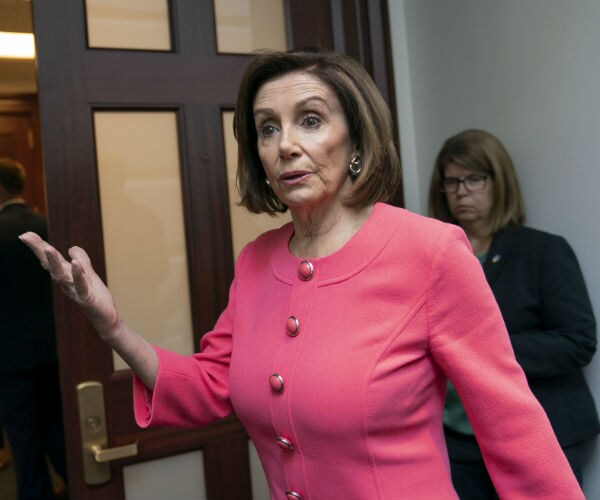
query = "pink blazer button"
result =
(276, 436, 294, 451)
(286, 316, 299, 337)
(297, 260, 314, 280)
(286, 492, 303, 500)
(269, 373, 284, 393)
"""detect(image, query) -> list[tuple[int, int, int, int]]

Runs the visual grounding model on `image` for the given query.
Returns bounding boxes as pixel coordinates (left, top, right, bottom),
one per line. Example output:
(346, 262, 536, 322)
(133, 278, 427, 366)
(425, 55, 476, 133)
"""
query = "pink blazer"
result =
(134, 203, 582, 499)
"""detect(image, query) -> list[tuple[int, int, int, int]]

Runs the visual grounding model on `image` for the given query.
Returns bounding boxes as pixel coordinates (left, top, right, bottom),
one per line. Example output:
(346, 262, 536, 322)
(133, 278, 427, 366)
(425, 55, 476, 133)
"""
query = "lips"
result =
(279, 171, 310, 185)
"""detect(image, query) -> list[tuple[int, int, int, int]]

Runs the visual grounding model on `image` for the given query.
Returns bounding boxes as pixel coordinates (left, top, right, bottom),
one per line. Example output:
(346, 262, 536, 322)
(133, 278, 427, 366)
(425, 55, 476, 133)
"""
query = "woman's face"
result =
(443, 163, 495, 228)
(253, 71, 354, 214)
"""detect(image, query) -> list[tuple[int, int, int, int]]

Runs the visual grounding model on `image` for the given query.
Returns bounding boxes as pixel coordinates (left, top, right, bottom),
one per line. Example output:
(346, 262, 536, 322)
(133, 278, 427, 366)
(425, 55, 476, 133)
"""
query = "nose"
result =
(278, 125, 301, 159)
(455, 180, 469, 196)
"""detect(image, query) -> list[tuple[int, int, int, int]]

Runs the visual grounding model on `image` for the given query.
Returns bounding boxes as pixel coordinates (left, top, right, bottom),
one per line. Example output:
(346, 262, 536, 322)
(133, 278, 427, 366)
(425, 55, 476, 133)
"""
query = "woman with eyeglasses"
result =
(429, 128, 599, 499)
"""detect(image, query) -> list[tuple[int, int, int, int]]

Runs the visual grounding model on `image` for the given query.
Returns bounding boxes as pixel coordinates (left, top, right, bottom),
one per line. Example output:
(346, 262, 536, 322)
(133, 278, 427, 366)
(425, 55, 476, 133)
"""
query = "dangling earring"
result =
(348, 155, 362, 179)
(265, 178, 271, 186)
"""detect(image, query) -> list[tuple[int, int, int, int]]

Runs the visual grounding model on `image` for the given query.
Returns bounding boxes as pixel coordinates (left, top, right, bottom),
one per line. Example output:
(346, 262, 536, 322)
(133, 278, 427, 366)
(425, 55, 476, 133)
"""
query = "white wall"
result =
(388, 0, 600, 496)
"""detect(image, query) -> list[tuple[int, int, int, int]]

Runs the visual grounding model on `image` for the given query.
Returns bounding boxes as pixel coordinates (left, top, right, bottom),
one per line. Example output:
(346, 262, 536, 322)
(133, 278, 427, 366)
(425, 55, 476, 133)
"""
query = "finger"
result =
(19, 232, 50, 268)
(71, 258, 90, 298)
(68, 246, 95, 276)
(44, 245, 73, 284)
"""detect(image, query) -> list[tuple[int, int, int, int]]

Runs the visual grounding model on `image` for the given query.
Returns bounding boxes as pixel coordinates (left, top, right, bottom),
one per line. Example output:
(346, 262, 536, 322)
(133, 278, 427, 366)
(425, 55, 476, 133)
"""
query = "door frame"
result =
(0, 96, 46, 213)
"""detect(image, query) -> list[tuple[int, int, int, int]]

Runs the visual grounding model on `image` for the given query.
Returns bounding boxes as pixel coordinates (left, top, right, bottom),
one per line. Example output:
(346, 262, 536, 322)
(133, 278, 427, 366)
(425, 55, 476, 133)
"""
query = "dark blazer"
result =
(483, 225, 599, 446)
(0, 202, 57, 376)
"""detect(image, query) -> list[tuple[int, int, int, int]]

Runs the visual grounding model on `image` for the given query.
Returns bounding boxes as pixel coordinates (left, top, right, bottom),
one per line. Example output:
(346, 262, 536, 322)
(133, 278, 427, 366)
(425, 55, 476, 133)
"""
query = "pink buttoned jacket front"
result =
(133, 203, 582, 500)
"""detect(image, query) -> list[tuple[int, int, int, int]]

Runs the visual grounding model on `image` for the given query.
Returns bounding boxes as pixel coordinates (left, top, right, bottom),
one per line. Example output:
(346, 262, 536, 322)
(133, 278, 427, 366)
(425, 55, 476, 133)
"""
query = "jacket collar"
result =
(0, 198, 27, 212)
(483, 225, 521, 285)
(270, 202, 404, 285)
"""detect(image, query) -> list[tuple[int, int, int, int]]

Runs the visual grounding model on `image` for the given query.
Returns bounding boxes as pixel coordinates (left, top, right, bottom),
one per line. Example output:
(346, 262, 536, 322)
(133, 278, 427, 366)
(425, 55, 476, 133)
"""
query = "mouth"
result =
(279, 171, 310, 185)
(453, 205, 474, 214)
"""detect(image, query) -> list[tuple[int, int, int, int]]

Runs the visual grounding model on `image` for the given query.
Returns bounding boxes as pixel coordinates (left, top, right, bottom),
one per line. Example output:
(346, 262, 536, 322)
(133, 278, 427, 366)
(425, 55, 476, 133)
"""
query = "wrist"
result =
(96, 315, 122, 344)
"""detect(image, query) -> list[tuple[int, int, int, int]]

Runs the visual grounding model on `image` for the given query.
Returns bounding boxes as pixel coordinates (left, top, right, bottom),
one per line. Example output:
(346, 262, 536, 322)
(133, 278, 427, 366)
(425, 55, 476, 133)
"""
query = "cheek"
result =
(314, 147, 344, 171)
(317, 137, 352, 171)
(258, 145, 275, 172)
(445, 194, 457, 210)
(483, 191, 495, 213)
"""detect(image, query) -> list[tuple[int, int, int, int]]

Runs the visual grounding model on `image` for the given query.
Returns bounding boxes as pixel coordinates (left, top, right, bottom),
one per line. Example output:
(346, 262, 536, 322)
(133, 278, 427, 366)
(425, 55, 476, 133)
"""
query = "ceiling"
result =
(0, 0, 37, 95)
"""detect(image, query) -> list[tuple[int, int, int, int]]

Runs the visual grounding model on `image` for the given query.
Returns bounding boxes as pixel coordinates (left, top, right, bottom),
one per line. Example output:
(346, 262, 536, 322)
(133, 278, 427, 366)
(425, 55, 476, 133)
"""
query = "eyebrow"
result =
(253, 95, 331, 118)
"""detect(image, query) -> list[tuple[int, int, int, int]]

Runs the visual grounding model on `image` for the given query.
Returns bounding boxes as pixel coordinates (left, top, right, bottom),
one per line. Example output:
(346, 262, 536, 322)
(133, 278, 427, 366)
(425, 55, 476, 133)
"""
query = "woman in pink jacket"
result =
(21, 50, 583, 499)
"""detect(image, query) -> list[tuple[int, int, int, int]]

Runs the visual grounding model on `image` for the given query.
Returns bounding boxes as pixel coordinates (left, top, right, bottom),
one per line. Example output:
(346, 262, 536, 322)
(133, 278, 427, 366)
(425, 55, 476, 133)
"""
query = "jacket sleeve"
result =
(132, 244, 251, 428)
(428, 225, 583, 499)
(509, 235, 596, 378)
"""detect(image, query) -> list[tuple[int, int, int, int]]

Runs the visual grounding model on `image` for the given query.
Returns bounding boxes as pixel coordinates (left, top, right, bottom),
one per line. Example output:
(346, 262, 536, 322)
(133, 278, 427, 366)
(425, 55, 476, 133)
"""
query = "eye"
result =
(258, 123, 278, 138)
(302, 114, 321, 128)
(466, 174, 486, 181)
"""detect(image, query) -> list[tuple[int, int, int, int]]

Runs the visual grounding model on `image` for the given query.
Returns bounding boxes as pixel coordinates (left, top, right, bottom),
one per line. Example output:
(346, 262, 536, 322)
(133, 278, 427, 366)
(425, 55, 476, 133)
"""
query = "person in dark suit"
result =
(0, 158, 68, 499)
(429, 129, 599, 499)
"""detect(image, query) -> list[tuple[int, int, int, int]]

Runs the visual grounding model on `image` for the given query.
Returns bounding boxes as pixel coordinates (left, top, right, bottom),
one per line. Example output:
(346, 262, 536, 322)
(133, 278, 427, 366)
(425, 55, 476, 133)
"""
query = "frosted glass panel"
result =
(93, 111, 194, 371)
(214, 0, 287, 53)
(222, 111, 291, 260)
(249, 440, 269, 499)
(124, 450, 206, 500)
(86, 0, 171, 50)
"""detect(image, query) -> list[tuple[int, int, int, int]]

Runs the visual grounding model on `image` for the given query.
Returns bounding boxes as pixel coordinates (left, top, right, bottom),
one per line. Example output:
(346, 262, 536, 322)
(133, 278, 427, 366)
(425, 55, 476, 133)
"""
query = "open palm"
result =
(19, 232, 119, 339)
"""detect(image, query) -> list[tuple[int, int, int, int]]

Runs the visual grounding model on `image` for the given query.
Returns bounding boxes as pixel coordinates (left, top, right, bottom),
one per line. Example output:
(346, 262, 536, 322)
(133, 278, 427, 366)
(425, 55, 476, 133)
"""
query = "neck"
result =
(461, 221, 492, 255)
(0, 196, 25, 211)
(289, 204, 373, 258)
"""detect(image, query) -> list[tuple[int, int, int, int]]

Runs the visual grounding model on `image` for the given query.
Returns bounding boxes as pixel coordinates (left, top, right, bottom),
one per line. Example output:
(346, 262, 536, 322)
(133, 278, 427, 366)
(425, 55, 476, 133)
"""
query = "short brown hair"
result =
(233, 49, 401, 214)
(428, 129, 525, 235)
(0, 157, 26, 196)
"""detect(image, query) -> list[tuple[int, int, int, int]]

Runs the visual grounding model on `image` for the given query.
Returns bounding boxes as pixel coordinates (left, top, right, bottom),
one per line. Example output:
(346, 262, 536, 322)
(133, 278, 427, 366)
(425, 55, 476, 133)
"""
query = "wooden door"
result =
(0, 97, 46, 213)
(30, 1, 398, 498)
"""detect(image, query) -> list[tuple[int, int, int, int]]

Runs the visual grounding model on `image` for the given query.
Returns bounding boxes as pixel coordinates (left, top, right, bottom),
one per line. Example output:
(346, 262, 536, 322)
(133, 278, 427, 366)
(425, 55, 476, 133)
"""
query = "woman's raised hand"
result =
(19, 231, 120, 341)
(19, 232, 158, 387)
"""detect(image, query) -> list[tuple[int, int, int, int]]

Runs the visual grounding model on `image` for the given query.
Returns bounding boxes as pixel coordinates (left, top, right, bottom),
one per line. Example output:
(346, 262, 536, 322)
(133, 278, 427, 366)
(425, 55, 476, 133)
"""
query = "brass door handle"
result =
(77, 381, 140, 485)
(91, 441, 139, 463)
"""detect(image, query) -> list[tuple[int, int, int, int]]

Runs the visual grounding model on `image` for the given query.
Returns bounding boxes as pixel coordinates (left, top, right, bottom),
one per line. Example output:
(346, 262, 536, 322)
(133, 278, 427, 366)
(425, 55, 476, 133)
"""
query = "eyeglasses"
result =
(440, 174, 489, 193)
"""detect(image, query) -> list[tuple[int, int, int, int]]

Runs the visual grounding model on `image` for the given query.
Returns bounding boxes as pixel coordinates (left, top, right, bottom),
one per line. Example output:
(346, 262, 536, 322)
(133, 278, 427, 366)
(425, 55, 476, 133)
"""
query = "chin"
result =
(454, 215, 477, 225)
(283, 194, 322, 210)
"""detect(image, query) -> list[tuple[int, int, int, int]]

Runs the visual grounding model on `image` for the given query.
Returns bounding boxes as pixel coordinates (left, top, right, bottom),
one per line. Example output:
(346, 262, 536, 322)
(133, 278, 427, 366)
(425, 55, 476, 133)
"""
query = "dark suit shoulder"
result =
(505, 225, 564, 242)
(494, 225, 570, 254)
(0, 204, 48, 240)
(486, 225, 578, 287)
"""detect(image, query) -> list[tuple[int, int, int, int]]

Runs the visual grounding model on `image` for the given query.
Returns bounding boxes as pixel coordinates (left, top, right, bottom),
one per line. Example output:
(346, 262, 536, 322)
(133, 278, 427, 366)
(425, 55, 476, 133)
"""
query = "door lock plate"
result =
(77, 381, 138, 485)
